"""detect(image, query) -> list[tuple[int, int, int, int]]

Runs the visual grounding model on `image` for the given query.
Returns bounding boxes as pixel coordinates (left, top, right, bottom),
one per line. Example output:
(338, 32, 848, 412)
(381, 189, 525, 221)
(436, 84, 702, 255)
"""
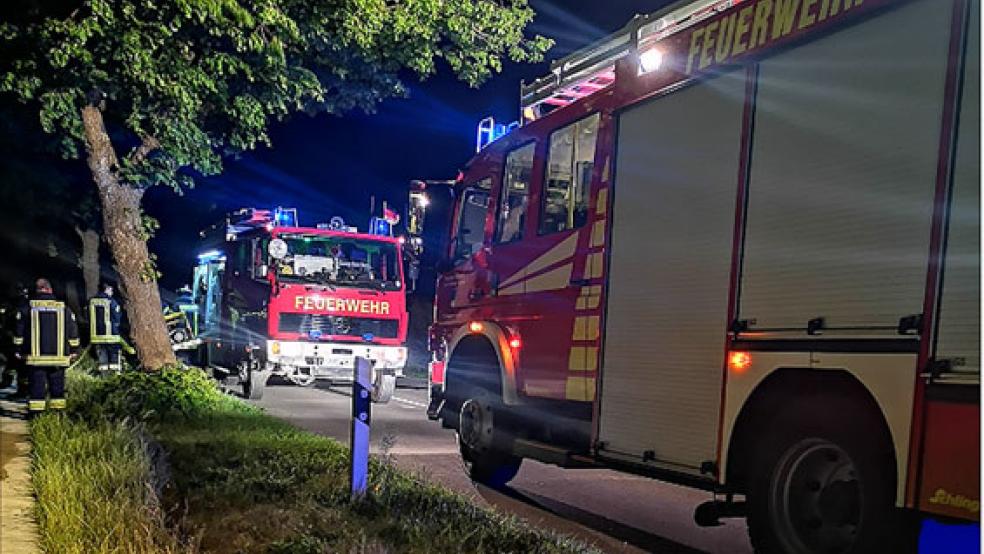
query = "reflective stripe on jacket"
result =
(14, 295, 79, 367)
(89, 294, 121, 343)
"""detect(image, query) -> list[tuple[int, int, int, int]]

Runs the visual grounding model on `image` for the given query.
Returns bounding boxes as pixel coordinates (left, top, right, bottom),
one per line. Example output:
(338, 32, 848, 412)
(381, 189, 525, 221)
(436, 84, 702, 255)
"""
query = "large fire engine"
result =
(417, 0, 980, 550)
(185, 208, 408, 401)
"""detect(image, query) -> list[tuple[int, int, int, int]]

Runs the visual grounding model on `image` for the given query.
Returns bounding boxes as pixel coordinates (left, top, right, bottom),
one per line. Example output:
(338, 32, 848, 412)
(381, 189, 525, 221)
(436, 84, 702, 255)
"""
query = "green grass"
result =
(32, 364, 598, 554)
(31, 414, 184, 554)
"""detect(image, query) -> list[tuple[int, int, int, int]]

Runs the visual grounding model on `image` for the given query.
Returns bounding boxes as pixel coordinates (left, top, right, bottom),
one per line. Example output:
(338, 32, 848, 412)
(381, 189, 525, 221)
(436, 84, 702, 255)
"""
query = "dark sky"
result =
(147, 0, 671, 288)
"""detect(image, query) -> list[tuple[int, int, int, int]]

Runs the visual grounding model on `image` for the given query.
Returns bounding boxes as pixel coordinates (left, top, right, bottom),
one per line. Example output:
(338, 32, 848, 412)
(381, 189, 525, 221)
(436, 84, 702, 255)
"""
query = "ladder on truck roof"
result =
(520, 0, 740, 122)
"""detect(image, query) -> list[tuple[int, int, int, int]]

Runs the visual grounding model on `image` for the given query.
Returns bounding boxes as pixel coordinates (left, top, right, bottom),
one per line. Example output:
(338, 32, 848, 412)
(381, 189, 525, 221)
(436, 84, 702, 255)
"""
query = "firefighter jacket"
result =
(89, 292, 122, 344)
(13, 293, 80, 366)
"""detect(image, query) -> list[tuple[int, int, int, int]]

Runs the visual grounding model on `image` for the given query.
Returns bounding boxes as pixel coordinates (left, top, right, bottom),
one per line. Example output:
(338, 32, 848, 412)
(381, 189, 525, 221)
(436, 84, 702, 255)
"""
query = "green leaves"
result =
(1, 0, 552, 192)
(38, 89, 86, 157)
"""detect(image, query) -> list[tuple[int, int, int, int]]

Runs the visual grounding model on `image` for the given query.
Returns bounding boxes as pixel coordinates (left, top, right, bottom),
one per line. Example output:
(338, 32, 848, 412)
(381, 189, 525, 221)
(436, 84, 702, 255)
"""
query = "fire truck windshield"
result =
(273, 235, 401, 291)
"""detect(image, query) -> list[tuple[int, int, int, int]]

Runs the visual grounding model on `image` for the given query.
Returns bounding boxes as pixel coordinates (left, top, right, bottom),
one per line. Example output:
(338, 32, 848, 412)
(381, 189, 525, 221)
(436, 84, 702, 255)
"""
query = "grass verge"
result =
(31, 366, 184, 553)
(32, 364, 597, 553)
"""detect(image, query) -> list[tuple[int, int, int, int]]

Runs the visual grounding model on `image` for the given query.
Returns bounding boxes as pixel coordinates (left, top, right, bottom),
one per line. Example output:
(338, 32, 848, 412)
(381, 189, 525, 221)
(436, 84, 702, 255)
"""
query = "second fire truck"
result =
(416, 0, 981, 551)
(184, 208, 408, 401)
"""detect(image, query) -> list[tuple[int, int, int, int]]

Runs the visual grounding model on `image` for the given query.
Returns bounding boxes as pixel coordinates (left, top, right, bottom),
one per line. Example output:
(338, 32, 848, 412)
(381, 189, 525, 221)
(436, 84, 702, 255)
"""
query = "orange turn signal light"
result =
(728, 351, 752, 372)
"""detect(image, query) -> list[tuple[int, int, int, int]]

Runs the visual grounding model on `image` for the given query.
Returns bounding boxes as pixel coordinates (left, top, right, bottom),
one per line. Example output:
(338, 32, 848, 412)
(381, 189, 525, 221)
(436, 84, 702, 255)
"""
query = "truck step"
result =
(512, 439, 598, 469)
(694, 499, 747, 527)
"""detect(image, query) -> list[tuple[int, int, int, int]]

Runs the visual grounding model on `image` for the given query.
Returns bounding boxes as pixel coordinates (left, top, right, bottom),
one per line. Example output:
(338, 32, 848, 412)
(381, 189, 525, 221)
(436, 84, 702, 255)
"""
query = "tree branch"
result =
(127, 135, 160, 166)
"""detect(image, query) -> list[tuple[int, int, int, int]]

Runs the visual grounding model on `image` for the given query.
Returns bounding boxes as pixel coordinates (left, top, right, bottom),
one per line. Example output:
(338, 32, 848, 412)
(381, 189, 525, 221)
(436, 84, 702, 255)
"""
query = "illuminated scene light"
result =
(638, 48, 664, 74)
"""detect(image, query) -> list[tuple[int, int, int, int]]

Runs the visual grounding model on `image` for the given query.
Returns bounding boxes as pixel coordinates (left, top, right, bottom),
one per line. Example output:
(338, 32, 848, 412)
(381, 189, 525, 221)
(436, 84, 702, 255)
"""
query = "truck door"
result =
(498, 115, 603, 401)
(193, 256, 226, 337)
(435, 178, 493, 324)
(598, 71, 745, 475)
(482, 142, 547, 394)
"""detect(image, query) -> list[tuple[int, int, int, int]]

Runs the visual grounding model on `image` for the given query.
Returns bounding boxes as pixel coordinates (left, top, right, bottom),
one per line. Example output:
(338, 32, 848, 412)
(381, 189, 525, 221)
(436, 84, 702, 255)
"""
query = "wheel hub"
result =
(288, 367, 316, 387)
(459, 398, 493, 452)
(772, 439, 861, 554)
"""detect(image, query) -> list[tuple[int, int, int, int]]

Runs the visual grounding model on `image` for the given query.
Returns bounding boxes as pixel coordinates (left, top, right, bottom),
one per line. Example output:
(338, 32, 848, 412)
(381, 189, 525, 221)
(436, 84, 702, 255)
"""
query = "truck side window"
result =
(251, 237, 269, 280)
(453, 178, 492, 263)
(495, 142, 535, 243)
(234, 240, 249, 275)
(539, 113, 600, 235)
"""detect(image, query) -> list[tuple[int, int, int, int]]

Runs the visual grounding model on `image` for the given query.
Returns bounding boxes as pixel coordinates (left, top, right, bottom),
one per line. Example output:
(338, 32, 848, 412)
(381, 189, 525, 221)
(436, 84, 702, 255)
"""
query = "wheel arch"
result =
(445, 321, 520, 405)
(725, 367, 898, 499)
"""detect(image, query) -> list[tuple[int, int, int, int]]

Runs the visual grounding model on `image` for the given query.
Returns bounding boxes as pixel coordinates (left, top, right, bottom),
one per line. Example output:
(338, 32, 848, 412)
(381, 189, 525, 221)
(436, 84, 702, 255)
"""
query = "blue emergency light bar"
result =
(476, 117, 520, 152)
(369, 217, 392, 237)
(197, 250, 225, 262)
(274, 207, 298, 227)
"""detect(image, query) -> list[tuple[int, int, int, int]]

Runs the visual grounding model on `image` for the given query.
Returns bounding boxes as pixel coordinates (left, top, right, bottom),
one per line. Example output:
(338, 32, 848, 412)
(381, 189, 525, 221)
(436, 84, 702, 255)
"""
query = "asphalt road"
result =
(251, 380, 754, 554)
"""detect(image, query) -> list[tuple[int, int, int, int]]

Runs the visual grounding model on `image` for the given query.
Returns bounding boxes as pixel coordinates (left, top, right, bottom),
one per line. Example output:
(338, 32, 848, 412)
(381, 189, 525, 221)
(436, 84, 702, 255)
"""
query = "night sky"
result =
(145, 0, 671, 290)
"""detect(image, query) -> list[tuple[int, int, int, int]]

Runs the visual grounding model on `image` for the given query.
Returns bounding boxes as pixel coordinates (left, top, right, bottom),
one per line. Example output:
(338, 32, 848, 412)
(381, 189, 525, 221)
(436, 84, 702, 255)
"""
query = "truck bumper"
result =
(266, 340, 406, 381)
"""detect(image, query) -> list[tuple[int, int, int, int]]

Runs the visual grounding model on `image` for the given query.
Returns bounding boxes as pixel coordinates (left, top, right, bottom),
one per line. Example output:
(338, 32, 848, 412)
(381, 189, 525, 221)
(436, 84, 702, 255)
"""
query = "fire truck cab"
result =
(422, 0, 980, 550)
(190, 208, 408, 401)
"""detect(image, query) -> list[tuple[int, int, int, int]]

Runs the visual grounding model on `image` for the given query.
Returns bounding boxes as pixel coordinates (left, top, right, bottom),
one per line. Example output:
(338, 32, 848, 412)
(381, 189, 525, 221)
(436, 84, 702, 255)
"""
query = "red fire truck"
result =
(188, 208, 408, 401)
(419, 0, 980, 550)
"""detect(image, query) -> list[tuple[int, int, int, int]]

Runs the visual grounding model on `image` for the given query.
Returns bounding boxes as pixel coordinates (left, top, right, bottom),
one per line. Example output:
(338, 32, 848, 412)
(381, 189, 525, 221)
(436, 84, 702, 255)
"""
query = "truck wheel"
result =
(240, 365, 267, 401)
(746, 401, 897, 554)
(457, 393, 521, 488)
(169, 328, 188, 344)
(288, 369, 316, 387)
(371, 372, 396, 404)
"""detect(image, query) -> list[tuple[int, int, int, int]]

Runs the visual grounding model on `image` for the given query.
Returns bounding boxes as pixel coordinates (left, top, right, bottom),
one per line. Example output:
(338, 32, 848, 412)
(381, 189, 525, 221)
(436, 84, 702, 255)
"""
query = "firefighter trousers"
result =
(28, 366, 66, 414)
(95, 344, 122, 371)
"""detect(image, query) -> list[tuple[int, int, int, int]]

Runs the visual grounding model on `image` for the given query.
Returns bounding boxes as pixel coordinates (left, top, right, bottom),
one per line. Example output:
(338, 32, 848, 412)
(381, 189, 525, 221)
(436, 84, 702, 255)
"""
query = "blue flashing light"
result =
(309, 329, 323, 340)
(369, 217, 391, 237)
(274, 207, 298, 227)
(362, 333, 375, 343)
(197, 250, 224, 262)
(476, 117, 519, 152)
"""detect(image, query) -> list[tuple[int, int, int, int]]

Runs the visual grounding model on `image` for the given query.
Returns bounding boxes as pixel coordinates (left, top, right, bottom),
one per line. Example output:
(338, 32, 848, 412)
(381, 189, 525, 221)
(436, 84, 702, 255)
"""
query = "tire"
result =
(457, 392, 521, 488)
(746, 398, 898, 554)
(288, 369, 316, 387)
(371, 372, 396, 404)
(240, 363, 267, 400)
(445, 338, 522, 487)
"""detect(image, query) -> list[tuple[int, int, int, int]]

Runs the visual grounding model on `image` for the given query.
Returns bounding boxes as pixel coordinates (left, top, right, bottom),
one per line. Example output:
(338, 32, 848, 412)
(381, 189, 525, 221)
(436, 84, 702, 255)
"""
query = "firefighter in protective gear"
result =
(2, 283, 30, 397)
(13, 278, 79, 417)
(89, 282, 123, 371)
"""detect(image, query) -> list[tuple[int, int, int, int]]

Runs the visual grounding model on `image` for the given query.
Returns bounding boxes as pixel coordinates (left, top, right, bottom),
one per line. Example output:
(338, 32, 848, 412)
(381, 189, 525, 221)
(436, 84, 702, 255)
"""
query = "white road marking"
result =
(393, 396, 427, 409)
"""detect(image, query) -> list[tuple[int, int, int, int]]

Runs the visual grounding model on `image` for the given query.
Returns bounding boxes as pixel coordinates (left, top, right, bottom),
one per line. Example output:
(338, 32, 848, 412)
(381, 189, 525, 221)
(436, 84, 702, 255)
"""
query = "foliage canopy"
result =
(1, 0, 551, 190)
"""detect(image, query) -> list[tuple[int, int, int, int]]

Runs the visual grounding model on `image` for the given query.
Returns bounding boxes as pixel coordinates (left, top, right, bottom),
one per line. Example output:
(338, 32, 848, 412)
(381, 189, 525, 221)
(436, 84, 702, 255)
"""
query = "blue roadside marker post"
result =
(350, 357, 372, 499)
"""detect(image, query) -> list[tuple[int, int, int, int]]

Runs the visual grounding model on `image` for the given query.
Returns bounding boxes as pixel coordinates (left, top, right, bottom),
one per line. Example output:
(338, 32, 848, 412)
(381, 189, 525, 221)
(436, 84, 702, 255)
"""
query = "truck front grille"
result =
(278, 314, 399, 339)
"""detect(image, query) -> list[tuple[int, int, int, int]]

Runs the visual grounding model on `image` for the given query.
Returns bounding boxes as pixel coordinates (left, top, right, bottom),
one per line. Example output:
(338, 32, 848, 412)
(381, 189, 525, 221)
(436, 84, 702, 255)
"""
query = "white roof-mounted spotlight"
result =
(638, 48, 664, 74)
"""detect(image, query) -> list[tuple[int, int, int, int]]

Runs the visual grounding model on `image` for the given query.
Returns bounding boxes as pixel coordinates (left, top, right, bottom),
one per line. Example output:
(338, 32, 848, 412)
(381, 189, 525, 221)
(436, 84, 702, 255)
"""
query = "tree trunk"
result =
(75, 226, 100, 300)
(80, 105, 176, 369)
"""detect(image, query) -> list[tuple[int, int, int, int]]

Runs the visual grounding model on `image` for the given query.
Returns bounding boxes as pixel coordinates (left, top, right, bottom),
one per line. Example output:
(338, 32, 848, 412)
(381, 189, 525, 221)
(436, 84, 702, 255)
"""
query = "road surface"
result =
(252, 380, 754, 554)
